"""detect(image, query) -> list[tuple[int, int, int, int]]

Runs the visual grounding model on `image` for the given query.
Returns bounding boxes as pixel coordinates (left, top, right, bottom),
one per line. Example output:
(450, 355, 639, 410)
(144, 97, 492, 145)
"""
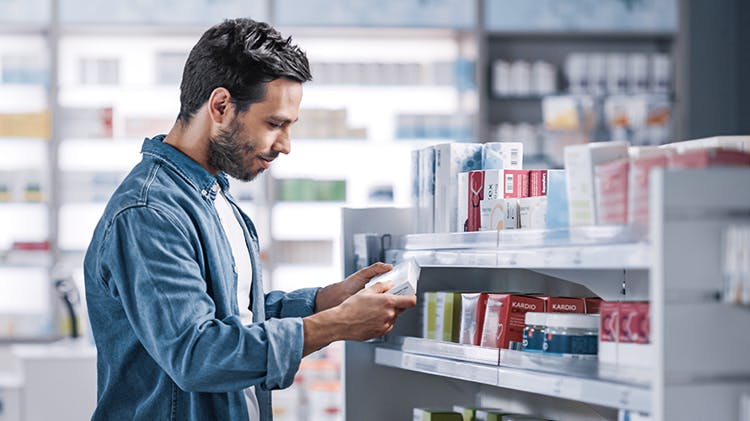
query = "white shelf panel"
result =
(375, 347, 651, 412)
(402, 228, 651, 269)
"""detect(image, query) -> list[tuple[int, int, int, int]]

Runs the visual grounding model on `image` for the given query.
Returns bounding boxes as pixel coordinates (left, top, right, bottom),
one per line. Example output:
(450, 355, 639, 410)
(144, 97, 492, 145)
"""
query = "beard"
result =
(206, 118, 261, 182)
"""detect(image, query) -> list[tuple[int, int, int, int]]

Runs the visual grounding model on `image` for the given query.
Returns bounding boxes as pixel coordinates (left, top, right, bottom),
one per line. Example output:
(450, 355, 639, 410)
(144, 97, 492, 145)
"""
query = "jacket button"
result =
(201, 189, 208, 196)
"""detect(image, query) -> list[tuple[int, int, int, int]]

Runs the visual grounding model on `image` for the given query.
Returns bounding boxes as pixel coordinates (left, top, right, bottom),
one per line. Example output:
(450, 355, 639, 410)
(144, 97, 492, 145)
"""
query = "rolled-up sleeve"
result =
(264, 288, 319, 319)
(96, 205, 302, 393)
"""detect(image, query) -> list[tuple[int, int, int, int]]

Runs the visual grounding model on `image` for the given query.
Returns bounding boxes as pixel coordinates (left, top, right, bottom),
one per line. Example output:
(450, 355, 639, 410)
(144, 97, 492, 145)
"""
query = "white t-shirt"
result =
(214, 189, 259, 420)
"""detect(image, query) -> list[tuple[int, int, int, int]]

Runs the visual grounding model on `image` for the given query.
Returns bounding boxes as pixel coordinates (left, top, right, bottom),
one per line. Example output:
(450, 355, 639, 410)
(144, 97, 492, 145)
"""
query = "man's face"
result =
(207, 78, 302, 181)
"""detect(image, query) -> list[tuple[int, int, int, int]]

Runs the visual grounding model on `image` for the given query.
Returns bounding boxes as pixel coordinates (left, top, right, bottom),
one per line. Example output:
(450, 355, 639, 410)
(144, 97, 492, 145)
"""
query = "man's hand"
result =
(302, 280, 417, 356)
(313, 262, 393, 313)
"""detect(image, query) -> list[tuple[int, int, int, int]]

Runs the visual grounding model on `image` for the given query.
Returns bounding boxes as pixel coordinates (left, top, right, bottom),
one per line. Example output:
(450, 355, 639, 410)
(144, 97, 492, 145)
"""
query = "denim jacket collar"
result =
(141, 135, 229, 201)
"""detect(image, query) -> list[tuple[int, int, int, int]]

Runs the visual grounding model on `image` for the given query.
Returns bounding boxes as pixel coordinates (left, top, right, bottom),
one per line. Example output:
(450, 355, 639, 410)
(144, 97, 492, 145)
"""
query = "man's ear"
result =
(207, 87, 234, 124)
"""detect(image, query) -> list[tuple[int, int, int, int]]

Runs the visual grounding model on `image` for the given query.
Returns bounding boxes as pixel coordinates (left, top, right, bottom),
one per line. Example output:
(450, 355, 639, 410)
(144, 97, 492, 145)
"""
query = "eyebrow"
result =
(269, 115, 299, 124)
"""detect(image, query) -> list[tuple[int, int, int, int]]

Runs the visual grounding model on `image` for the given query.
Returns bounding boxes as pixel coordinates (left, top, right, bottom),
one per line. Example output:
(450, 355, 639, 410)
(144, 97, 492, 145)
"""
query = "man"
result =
(83, 18, 416, 420)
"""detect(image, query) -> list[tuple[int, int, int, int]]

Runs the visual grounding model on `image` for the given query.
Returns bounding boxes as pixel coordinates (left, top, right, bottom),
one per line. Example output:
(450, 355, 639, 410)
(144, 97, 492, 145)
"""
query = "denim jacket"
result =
(84, 135, 318, 420)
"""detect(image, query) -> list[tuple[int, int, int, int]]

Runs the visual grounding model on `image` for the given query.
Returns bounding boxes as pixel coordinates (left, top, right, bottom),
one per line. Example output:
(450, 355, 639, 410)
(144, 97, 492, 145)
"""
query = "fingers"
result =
(364, 280, 394, 294)
(357, 262, 393, 280)
(391, 294, 417, 309)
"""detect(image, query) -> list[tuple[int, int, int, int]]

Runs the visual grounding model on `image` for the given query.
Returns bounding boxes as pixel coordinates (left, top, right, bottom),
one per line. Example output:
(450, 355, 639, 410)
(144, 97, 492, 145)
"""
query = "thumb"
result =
(364, 281, 393, 294)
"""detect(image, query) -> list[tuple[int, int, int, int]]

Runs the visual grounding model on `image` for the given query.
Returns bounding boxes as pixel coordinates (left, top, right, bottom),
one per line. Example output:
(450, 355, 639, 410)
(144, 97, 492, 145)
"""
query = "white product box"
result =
(366, 258, 421, 296)
(411, 149, 420, 230)
(564, 141, 629, 227)
(417, 147, 436, 233)
(545, 170, 569, 229)
(434, 143, 483, 233)
(482, 142, 523, 170)
(480, 199, 518, 231)
(457, 172, 468, 232)
(519, 196, 548, 229)
(668, 135, 750, 153)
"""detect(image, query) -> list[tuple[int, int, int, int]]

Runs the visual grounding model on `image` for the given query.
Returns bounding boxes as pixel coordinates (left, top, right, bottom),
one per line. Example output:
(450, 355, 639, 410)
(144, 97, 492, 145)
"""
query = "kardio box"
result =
(480, 294, 543, 350)
(584, 297, 603, 314)
(539, 296, 586, 313)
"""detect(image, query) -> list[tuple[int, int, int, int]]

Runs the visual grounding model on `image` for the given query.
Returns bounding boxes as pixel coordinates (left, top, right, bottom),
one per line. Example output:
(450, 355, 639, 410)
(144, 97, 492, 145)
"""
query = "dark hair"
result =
(177, 18, 312, 123)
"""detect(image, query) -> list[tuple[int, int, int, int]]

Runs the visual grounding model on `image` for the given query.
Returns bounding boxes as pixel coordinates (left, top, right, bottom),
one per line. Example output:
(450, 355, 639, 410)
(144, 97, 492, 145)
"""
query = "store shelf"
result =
(374, 346, 651, 412)
(271, 201, 342, 241)
(402, 228, 650, 269)
(59, 138, 142, 171)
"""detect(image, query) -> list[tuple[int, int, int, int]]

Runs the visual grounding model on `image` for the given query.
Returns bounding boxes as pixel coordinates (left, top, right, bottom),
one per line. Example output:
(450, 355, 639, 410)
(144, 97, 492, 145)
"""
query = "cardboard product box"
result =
(518, 196, 547, 230)
(480, 199, 519, 231)
(598, 301, 619, 365)
(453, 406, 508, 421)
(502, 170, 530, 199)
(668, 148, 750, 169)
(424, 292, 438, 340)
(668, 135, 750, 153)
(475, 410, 521, 421)
(436, 292, 462, 342)
(458, 293, 489, 346)
(539, 296, 586, 313)
(480, 294, 543, 350)
(413, 408, 463, 421)
(0, 111, 51, 138)
(529, 170, 548, 197)
(418, 147, 436, 233)
(482, 142, 523, 170)
(594, 159, 629, 225)
(564, 141, 629, 227)
(434, 143, 483, 233)
(460, 170, 503, 232)
(618, 301, 653, 368)
(584, 297, 603, 314)
(627, 151, 670, 227)
(545, 170, 569, 229)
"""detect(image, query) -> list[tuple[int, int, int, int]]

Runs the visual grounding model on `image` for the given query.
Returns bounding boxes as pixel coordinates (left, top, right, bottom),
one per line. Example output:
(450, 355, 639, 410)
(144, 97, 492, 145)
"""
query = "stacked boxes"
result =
(598, 301, 651, 368)
(434, 143, 483, 233)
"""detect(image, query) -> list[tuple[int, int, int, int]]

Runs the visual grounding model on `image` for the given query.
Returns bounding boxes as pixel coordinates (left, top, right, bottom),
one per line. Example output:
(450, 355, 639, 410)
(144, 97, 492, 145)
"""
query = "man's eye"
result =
(269, 122, 283, 129)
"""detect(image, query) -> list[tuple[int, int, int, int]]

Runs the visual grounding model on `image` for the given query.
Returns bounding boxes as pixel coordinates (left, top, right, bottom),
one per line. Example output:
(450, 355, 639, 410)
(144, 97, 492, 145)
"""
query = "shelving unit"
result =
(342, 168, 750, 420)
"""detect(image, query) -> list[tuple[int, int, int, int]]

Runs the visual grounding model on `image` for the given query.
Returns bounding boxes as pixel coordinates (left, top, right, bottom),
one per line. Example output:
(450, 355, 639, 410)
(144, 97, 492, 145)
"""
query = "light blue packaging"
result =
(482, 142, 524, 170)
(418, 146, 436, 233)
(434, 143, 483, 233)
(545, 170, 569, 229)
(411, 149, 420, 230)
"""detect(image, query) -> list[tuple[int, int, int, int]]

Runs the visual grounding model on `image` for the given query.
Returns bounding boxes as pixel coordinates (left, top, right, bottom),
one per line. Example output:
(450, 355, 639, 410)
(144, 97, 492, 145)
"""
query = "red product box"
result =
(584, 297, 603, 314)
(594, 159, 629, 225)
(480, 294, 543, 349)
(599, 301, 619, 343)
(538, 296, 586, 313)
(669, 148, 750, 168)
(618, 301, 650, 344)
(628, 153, 670, 226)
(529, 170, 548, 197)
(502, 170, 530, 199)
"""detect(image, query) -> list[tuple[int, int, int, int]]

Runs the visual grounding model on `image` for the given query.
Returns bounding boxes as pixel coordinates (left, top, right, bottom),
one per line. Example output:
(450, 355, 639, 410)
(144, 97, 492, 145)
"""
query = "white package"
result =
(480, 198, 518, 231)
(433, 143, 483, 233)
(366, 258, 421, 296)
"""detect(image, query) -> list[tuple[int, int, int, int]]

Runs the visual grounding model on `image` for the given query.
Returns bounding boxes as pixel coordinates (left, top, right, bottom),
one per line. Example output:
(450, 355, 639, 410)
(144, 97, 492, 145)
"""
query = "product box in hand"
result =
(598, 301, 619, 365)
(366, 258, 420, 296)
(458, 293, 488, 346)
(413, 408, 462, 421)
(545, 170, 569, 229)
(618, 301, 652, 368)
(518, 196, 547, 229)
(458, 170, 503, 231)
(434, 143, 483, 233)
(529, 170, 548, 196)
(564, 141, 629, 227)
(668, 147, 750, 168)
(480, 294, 543, 350)
(482, 142, 523, 170)
(503, 170, 530, 199)
(418, 146, 436, 233)
(594, 158, 629, 225)
(480, 199, 518, 230)
(628, 150, 671, 227)
(539, 296, 586, 313)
